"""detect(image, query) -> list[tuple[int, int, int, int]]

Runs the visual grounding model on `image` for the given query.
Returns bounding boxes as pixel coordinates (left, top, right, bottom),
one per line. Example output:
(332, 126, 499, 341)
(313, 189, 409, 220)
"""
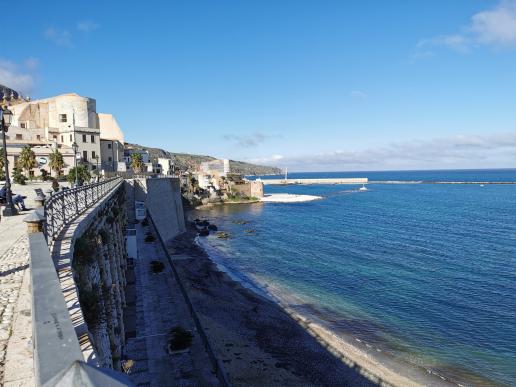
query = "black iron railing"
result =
(44, 177, 123, 240)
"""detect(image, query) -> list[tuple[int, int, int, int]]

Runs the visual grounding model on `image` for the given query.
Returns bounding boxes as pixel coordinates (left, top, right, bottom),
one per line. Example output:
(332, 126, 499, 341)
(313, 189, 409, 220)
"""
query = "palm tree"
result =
(48, 149, 65, 177)
(130, 153, 144, 173)
(18, 145, 37, 179)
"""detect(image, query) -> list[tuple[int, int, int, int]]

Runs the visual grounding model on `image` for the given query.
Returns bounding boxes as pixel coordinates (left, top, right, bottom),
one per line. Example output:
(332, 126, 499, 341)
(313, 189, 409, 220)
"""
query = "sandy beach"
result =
(166, 225, 455, 387)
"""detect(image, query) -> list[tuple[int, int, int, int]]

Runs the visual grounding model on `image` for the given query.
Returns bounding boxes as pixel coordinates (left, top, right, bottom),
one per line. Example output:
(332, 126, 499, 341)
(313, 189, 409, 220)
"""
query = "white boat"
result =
(359, 184, 368, 191)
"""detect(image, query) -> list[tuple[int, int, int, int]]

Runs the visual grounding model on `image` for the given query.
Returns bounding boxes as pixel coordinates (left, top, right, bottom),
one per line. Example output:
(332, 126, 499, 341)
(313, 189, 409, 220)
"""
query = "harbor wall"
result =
(262, 178, 368, 185)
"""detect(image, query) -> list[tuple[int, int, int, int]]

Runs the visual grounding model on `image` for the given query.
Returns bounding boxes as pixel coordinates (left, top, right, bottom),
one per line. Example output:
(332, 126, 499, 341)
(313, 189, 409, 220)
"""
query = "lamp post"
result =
(72, 141, 79, 187)
(1, 106, 18, 216)
(94, 155, 100, 181)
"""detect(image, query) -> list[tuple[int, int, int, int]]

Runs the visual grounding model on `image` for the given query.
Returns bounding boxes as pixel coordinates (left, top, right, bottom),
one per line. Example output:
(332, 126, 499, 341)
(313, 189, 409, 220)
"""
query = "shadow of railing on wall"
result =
(29, 232, 133, 386)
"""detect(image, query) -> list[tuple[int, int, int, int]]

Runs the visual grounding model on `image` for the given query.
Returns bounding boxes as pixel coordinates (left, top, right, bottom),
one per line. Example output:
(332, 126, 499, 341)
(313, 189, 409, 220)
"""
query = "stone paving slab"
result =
(0, 235, 33, 386)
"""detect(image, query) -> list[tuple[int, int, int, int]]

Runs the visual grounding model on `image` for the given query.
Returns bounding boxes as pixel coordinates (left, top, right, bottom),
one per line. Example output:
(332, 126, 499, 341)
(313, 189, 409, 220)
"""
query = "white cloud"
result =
(77, 20, 99, 33)
(471, 0, 516, 45)
(416, 34, 471, 53)
(350, 90, 367, 99)
(44, 27, 72, 47)
(223, 132, 280, 148)
(248, 133, 516, 171)
(414, 0, 516, 58)
(0, 59, 36, 96)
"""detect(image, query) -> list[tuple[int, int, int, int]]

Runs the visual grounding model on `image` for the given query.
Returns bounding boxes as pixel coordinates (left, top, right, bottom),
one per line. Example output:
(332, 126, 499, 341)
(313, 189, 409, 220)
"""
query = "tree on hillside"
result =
(18, 145, 37, 178)
(48, 149, 65, 177)
(130, 153, 143, 173)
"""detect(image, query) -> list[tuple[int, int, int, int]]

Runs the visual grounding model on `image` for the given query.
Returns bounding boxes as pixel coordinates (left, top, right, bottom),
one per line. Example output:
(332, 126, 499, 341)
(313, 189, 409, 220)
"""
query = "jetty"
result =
(262, 178, 368, 185)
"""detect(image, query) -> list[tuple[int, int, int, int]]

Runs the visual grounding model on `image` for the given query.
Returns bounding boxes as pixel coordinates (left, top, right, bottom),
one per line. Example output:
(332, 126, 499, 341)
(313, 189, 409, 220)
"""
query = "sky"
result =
(2, 0, 516, 171)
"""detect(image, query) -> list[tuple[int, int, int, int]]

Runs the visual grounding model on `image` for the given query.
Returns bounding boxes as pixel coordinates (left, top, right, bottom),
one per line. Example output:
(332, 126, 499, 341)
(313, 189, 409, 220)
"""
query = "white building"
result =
(157, 157, 174, 175)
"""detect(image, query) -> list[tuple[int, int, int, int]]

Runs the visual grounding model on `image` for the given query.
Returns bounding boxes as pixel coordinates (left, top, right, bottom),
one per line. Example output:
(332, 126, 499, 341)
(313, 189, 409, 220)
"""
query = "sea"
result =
(193, 169, 516, 386)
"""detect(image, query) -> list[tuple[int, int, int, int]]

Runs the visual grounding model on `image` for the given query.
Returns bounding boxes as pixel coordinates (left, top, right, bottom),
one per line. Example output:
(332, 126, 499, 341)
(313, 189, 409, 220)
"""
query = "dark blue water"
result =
(195, 170, 516, 386)
(249, 168, 516, 183)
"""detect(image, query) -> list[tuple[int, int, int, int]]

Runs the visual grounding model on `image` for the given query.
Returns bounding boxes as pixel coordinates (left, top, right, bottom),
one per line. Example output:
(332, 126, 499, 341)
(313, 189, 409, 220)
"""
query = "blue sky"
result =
(3, 0, 516, 171)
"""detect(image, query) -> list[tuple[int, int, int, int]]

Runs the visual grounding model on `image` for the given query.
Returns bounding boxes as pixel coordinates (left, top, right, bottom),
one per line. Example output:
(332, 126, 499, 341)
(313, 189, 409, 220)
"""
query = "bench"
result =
(34, 188, 46, 198)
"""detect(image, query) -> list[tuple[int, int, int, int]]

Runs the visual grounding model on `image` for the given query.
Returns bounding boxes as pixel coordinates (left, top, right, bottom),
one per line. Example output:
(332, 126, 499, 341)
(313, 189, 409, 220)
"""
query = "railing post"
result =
(61, 194, 66, 228)
(75, 189, 79, 216)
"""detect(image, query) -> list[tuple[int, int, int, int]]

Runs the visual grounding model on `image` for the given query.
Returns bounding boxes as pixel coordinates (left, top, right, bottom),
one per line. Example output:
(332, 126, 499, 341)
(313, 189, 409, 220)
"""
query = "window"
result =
(29, 170, 35, 177)
(70, 134, 72, 141)
(36, 135, 41, 141)
(15, 134, 23, 140)
(61, 135, 64, 143)
(53, 135, 57, 140)
(91, 135, 95, 143)
(107, 143, 112, 149)
(20, 123, 26, 129)
(92, 151, 96, 159)
(83, 151, 88, 161)
(59, 114, 67, 123)
(82, 134, 87, 143)
(108, 157, 112, 162)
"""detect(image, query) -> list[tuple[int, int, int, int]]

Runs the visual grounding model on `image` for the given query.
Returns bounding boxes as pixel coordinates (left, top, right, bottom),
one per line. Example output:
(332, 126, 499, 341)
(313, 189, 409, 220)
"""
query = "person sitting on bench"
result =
(0, 185, 27, 211)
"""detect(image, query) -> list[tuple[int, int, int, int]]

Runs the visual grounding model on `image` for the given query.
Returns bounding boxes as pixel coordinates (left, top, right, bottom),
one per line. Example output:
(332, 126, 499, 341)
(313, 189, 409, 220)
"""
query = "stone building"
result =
(2, 90, 125, 177)
(3, 92, 101, 177)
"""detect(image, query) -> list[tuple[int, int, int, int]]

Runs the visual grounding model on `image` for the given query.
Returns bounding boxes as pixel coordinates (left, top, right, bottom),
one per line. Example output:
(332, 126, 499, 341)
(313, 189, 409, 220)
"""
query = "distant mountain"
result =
(126, 143, 282, 176)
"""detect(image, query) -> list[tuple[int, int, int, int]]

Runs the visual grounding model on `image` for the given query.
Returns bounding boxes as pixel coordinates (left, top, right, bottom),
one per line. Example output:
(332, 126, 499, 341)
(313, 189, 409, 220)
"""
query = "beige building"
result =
(4, 93, 102, 176)
(99, 113, 125, 172)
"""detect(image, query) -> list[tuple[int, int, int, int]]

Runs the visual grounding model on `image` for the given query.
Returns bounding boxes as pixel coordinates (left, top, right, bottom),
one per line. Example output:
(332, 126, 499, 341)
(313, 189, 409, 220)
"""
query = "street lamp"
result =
(94, 155, 100, 181)
(1, 106, 18, 216)
(72, 141, 79, 187)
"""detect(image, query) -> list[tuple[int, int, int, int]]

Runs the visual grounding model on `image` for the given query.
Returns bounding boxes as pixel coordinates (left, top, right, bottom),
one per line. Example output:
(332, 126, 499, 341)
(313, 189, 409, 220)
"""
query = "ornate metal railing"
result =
(44, 177, 123, 240)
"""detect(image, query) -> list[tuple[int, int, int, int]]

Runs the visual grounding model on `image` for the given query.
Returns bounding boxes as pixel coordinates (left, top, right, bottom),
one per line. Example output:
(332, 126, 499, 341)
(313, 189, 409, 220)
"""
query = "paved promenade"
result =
(0, 182, 56, 386)
(0, 189, 33, 386)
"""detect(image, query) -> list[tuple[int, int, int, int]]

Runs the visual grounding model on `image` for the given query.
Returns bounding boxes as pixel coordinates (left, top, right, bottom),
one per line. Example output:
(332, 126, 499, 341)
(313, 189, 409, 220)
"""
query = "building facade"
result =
(99, 113, 125, 172)
(4, 93, 102, 177)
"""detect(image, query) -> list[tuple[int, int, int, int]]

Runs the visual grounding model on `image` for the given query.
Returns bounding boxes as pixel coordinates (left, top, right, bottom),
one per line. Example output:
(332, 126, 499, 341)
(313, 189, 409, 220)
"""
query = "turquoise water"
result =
(195, 170, 516, 386)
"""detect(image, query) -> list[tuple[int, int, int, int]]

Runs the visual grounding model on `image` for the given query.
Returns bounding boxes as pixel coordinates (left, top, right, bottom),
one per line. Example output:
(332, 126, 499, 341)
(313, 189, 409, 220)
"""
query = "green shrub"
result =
(67, 165, 91, 186)
(12, 167, 27, 185)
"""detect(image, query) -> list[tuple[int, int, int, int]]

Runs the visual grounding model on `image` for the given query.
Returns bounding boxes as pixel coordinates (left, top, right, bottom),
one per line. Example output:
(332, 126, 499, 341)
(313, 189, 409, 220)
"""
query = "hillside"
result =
(126, 143, 282, 176)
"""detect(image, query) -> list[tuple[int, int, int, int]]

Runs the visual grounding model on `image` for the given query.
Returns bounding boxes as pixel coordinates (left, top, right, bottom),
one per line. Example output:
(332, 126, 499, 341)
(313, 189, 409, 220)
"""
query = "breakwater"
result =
(369, 181, 516, 184)
(261, 178, 516, 185)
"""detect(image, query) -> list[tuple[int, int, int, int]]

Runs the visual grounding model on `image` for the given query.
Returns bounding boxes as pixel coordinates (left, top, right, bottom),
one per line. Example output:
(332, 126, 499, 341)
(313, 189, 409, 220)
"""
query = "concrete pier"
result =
(261, 178, 368, 185)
